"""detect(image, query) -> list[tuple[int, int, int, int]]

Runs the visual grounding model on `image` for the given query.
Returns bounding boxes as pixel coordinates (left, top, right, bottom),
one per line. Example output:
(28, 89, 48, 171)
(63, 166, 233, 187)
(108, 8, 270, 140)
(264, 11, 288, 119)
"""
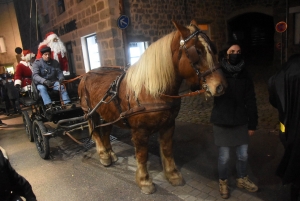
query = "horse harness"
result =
(82, 71, 176, 131)
(178, 26, 220, 92)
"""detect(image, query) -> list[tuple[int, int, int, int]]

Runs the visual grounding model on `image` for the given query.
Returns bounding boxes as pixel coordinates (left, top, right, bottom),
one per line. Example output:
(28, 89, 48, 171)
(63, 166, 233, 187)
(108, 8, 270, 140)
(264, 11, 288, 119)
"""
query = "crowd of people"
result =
(0, 32, 71, 118)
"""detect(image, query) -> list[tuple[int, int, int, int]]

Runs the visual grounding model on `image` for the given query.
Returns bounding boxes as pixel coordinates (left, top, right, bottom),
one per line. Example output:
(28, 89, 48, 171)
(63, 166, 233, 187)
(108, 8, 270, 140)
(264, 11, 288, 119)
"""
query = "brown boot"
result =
(219, 179, 229, 199)
(236, 175, 258, 192)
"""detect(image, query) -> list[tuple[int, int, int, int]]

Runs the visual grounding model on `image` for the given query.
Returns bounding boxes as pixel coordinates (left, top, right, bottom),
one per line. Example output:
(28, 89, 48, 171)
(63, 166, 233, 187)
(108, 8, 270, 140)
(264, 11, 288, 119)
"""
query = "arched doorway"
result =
(227, 12, 274, 65)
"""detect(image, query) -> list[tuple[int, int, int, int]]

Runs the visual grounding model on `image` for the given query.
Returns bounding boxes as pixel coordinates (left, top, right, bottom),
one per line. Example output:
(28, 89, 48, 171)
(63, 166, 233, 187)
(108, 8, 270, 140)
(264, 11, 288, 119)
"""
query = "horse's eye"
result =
(196, 49, 201, 55)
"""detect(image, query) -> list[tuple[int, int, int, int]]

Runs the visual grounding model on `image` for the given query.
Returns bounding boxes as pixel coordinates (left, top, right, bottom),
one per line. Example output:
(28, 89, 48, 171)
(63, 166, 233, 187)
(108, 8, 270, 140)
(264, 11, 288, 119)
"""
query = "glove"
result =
(15, 84, 21, 92)
(59, 78, 65, 84)
(43, 80, 54, 87)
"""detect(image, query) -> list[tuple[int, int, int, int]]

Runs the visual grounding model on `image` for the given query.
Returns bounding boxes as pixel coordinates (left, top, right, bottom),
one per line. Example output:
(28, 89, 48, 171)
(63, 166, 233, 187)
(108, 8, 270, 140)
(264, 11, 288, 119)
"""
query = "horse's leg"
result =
(88, 117, 117, 166)
(131, 129, 155, 194)
(159, 123, 183, 186)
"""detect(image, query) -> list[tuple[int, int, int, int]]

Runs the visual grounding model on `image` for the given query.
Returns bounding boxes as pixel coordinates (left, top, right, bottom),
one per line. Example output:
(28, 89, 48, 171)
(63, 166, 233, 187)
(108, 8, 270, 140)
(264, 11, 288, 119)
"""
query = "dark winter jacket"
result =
(210, 67, 258, 130)
(268, 54, 300, 184)
(32, 58, 64, 85)
(4, 81, 19, 100)
(0, 150, 37, 201)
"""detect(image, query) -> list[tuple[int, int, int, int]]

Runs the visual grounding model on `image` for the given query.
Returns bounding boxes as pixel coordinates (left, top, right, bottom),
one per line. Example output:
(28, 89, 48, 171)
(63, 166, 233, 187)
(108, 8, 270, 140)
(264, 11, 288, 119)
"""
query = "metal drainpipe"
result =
(285, 0, 288, 61)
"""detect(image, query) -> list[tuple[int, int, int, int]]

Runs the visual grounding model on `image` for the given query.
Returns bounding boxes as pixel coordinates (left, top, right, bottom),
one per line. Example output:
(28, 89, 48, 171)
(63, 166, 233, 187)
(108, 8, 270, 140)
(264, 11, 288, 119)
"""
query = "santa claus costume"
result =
(14, 50, 35, 92)
(36, 32, 69, 74)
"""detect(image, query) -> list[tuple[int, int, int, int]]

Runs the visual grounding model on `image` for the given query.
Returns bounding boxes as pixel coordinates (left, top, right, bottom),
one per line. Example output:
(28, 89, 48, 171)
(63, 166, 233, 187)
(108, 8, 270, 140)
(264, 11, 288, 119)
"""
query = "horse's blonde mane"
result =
(188, 25, 215, 71)
(125, 24, 215, 99)
(125, 32, 175, 98)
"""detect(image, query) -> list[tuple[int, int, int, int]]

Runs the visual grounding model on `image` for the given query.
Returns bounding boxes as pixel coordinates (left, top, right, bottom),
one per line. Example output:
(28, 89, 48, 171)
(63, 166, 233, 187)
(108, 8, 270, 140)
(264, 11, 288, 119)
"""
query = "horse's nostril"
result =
(216, 84, 223, 94)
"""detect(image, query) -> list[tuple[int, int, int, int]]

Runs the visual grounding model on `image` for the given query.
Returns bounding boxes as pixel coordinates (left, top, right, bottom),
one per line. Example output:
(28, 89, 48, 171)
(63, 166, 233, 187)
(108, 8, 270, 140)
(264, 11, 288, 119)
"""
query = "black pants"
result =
(9, 98, 21, 113)
(291, 180, 300, 201)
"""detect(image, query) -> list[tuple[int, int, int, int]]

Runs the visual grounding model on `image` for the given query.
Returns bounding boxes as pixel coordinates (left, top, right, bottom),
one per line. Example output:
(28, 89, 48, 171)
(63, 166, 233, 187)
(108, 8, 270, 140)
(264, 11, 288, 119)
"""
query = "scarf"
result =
(221, 58, 245, 73)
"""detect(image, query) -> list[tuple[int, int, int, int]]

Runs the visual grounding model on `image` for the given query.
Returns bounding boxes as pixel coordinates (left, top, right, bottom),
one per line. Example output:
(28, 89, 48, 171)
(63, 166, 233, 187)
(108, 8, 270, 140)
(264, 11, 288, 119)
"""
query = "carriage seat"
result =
(31, 82, 61, 104)
(19, 95, 36, 107)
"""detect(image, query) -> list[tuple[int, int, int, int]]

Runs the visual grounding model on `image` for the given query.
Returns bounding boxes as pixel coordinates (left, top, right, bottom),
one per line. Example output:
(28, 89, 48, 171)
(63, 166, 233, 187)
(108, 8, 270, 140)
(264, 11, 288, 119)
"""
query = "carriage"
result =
(21, 79, 88, 159)
(22, 20, 227, 194)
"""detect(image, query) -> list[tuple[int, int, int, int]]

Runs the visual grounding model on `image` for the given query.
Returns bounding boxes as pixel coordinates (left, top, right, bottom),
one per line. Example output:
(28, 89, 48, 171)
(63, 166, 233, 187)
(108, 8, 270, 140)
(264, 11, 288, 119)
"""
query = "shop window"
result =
(81, 34, 101, 72)
(58, 0, 65, 15)
(129, 42, 149, 65)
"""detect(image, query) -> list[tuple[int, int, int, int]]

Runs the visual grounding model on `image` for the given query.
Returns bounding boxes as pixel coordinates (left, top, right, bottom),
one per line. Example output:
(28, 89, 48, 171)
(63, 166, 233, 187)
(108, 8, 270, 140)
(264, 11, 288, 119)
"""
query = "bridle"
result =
(179, 27, 220, 91)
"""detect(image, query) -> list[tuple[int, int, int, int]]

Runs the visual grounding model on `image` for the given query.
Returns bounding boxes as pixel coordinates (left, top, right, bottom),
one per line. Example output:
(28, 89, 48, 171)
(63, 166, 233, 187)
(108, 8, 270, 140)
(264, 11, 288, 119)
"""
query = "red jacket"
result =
(14, 61, 32, 91)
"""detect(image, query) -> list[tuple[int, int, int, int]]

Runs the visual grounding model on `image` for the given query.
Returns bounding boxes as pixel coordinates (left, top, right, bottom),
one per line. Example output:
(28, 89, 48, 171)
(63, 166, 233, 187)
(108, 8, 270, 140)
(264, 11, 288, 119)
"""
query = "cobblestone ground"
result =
(176, 63, 279, 131)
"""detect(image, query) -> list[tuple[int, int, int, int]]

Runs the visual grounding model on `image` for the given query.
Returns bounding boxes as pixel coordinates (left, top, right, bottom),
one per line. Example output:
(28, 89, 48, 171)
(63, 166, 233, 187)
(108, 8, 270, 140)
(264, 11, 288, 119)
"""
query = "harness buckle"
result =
(180, 39, 185, 46)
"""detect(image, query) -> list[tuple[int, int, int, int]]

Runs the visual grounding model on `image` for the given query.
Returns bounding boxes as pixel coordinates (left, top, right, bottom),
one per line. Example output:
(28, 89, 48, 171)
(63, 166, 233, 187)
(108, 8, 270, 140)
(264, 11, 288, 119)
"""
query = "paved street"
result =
(0, 63, 293, 201)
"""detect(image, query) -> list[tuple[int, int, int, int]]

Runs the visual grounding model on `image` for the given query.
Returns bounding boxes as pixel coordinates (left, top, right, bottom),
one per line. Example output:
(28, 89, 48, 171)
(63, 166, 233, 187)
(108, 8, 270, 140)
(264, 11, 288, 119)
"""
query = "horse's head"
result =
(171, 20, 227, 96)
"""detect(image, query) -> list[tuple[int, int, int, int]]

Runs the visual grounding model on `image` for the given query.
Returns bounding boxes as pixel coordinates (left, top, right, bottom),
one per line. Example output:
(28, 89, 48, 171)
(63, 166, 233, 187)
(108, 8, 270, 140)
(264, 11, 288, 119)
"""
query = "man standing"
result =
(14, 50, 35, 92)
(32, 46, 72, 111)
(36, 32, 69, 75)
(0, 147, 37, 201)
(5, 74, 21, 115)
(268, 54, 300, 201)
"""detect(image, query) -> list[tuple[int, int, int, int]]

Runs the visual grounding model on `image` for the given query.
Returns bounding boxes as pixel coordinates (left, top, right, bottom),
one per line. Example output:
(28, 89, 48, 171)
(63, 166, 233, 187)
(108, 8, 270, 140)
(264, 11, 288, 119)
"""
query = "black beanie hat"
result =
(40, 46, 51, 54)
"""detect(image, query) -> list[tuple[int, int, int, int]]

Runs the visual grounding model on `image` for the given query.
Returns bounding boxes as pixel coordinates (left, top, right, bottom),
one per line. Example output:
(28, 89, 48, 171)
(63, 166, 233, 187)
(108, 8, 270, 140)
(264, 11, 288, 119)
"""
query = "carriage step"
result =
(79, 138, 95, 149)
(78, 135, 117, 149)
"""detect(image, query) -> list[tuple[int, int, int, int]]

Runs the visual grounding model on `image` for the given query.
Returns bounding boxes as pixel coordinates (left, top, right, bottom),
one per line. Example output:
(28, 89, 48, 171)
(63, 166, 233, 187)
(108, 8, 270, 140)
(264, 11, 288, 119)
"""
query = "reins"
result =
(160, 89, 205, 98)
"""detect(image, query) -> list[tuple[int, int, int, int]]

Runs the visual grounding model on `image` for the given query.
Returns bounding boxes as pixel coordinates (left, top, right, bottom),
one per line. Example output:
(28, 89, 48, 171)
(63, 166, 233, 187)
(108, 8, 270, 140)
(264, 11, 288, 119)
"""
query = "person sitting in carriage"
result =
(36, 32, 70, 75)
(14, 50, 36, 93)
(32, 45, 72, 112)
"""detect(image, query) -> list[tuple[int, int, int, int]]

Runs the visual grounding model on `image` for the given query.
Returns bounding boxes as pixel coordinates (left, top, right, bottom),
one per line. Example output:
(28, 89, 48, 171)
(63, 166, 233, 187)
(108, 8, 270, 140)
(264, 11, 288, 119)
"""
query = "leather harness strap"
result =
(94, 103, 173, 128)
(160, 89, 206, 98)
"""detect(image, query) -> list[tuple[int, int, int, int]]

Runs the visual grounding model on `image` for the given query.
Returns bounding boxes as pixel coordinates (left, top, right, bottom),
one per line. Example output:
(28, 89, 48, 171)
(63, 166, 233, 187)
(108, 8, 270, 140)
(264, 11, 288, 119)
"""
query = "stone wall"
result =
(35, 0, 299, 74)
(0, 2, 22, 69)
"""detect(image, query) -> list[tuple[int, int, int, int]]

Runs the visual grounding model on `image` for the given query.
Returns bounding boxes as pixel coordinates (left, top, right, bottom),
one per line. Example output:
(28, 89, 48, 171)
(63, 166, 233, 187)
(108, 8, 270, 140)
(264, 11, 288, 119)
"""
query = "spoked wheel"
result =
(22, 111, 33, 142)
(32, 120, 50, 159)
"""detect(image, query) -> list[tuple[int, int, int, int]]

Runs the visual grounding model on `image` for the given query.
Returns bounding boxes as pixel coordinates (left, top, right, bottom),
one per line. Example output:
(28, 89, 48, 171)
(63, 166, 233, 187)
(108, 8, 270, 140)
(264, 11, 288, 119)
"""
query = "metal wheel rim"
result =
(34, 124, 46, 154)
(23, 114, 31, 139)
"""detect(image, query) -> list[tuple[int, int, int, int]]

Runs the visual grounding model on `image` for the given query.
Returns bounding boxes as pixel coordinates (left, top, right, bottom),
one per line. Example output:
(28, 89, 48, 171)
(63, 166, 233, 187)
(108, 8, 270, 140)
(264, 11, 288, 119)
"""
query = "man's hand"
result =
(59, 78, 65, 84)
(43, 80, 54, 87)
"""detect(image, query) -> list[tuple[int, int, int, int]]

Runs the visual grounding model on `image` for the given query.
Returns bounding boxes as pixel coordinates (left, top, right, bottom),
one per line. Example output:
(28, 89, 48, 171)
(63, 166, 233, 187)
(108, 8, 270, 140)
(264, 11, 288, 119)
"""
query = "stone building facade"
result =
(2, 0, 300, 75)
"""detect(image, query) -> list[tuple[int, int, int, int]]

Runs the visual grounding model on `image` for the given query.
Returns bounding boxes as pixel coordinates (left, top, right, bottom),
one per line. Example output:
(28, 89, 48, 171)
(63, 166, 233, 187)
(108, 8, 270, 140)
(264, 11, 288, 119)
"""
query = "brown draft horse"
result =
(78, 20, 227, 194)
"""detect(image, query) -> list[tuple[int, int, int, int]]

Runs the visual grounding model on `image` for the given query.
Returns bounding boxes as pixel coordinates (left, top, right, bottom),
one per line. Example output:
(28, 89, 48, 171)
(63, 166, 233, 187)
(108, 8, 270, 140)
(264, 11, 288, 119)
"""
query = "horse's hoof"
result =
(140, 184, 156, 194)
(100, 158, 112, 167)
(167, 173, 184, 186)
(169, 177, 184, 186)
(110, 151, 118, 163)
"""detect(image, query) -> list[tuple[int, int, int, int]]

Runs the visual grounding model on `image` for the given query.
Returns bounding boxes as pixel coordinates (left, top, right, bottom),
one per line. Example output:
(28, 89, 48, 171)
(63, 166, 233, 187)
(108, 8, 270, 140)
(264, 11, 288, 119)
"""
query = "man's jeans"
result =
(37, 81, 70, 105)
(218, 144, 248, 180)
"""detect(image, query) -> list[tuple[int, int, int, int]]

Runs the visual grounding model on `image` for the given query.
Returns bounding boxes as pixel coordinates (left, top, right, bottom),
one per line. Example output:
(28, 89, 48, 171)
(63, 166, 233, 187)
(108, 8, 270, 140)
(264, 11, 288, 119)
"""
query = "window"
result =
(129, 42, 149, 65)
(58, 0, 65, 15)
(81, 34, 101, 72)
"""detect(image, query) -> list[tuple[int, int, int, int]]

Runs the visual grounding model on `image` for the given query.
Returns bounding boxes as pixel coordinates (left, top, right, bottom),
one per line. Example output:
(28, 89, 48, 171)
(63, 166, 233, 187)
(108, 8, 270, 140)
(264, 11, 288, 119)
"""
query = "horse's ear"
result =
(172, 20, 191, 38)
(190, 19, 198, 27)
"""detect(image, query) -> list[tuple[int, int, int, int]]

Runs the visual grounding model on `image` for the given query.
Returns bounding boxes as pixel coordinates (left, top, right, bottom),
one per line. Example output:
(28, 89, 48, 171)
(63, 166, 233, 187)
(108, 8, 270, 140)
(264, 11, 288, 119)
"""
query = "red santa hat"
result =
(44, 32, 58, 43)
(21, 50, 35, 61)
(36, 45, 52, 59)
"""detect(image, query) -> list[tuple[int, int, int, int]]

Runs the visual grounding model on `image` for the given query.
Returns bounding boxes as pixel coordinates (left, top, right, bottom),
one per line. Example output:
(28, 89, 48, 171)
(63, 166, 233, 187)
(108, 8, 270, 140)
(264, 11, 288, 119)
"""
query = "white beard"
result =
(48, 40, 66, 62)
